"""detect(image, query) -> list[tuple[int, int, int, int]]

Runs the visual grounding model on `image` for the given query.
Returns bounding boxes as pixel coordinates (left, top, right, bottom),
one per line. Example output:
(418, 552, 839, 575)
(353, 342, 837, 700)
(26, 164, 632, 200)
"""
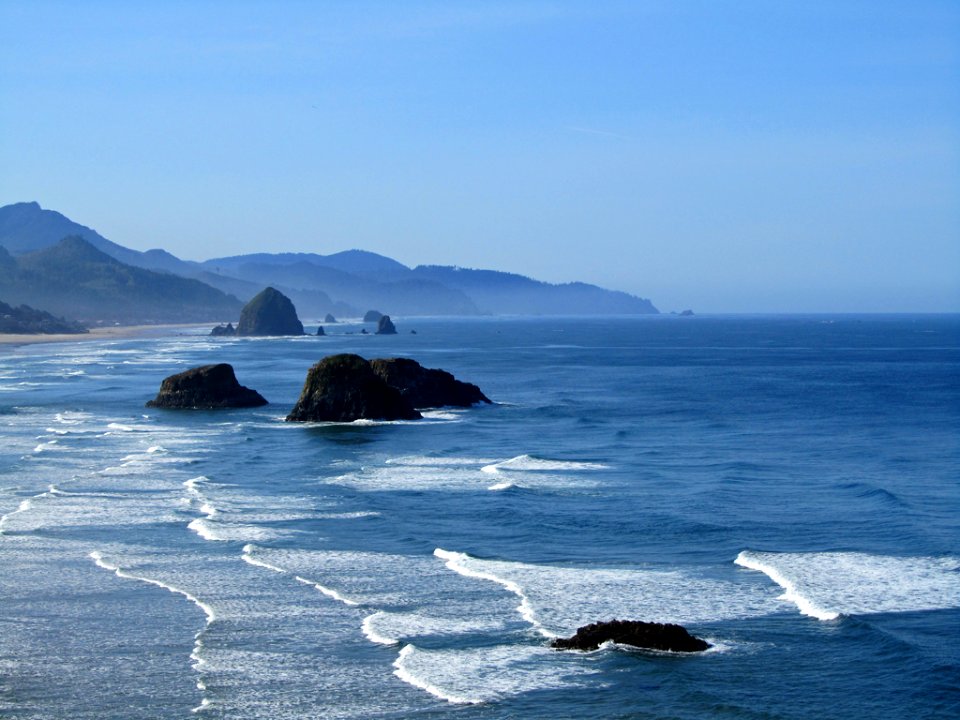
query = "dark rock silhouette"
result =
(210, 322, 236, 337)
(324, 313, 338, 323)
(376, 315, 397, 335)
(363, 309, 383, 323)
(316, 325, 325, 336)
(237, 287, 304, 336)
(370, 358, 490, 408)
(285, 354, 421, 422)
(679, 309, 694, 316)
(551, 620, 710, 653)
(146, 364, 267, 409)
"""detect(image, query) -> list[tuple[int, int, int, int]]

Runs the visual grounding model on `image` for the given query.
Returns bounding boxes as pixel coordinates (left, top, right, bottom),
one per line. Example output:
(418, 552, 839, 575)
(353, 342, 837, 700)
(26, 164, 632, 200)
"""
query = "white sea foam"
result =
(392, 643, 595, 705)
(434, 549, 549, 636)
(89, 550, 217, 623)
(436, 548, 780, 636)
(735, 550, 960, 620)
(362, 610, 505, 646)
(480, 454, 609, 474)
(189, 518, 278, 543)
(240, 544, 360, 604)
(0, 499, 33, 534)
(294, 575, 360, 606)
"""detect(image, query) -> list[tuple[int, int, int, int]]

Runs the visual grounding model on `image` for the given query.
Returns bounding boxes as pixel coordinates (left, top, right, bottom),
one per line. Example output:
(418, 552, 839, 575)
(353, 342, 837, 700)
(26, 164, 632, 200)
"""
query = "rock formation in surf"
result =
(369, 357, 491, 408)
(375, 315, 397, 335)
(324, 313, 338, 323)
(146, 363, 268, 409)
(210, 322, 236, 336)
(363, 309, 383, 323)
(551, 620, 710, 653)
(316, 325, 325, 336)
(237, 287, 304, 336)
(285, 353, 421, 422)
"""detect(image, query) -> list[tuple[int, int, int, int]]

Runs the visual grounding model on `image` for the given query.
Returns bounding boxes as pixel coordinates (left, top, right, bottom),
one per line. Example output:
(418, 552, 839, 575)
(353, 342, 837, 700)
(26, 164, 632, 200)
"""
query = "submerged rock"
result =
(237, 287, 304, 336)
(551, 620, 710, 653)
(146, 364, 267, 409)
(285, 354, 421, 422)
(370, 357, 490, 408)
(376, 315, 397, 335)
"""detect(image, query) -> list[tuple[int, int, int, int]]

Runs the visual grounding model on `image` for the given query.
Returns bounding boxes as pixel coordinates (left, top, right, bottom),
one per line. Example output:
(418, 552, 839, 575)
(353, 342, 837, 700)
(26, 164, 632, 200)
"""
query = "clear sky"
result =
(1, 1, 957, 312)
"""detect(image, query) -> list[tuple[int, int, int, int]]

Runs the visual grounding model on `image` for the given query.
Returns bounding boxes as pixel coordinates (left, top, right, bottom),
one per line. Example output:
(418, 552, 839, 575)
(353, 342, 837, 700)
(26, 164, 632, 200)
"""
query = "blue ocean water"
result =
(0, 315, 957, 719)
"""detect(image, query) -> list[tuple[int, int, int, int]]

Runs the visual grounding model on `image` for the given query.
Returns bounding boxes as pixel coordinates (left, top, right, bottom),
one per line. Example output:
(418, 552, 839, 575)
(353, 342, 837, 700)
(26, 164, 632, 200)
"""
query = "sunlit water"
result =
(1, 315, 957, 719)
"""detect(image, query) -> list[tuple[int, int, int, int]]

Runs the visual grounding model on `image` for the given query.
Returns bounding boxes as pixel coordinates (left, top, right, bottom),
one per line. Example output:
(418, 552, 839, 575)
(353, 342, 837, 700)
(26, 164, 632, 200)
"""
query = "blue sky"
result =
(1, 0, 957, 312)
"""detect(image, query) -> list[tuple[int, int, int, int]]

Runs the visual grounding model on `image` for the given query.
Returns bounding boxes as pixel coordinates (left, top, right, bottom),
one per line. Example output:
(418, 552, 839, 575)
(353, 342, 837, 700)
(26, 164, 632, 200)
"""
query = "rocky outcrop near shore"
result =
(551, 619, 710, 653)
(285, 354, 421, 422)
(369, 357, 490, 408)
(146, 364, 268, 409)
(375, 315, 397, 335)
(238, 287, 304, 336)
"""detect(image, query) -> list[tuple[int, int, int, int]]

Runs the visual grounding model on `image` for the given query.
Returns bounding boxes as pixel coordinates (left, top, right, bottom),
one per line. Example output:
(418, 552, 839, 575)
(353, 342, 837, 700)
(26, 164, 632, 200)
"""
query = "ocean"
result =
(0, 315, 957, 719)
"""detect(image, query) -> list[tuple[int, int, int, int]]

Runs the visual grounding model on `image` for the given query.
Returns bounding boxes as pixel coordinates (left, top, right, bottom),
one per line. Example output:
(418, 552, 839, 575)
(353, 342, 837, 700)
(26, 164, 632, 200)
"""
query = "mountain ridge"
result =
(0, 202, 659, 318)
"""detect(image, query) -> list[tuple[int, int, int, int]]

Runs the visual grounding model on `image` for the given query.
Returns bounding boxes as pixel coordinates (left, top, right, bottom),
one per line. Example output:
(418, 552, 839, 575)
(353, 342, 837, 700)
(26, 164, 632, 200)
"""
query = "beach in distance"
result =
(1, 314, 957, 719)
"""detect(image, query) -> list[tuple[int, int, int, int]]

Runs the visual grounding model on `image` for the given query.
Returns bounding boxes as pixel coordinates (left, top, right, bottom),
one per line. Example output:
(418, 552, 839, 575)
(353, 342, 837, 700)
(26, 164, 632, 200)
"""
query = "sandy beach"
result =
(0, 323, 213, 348)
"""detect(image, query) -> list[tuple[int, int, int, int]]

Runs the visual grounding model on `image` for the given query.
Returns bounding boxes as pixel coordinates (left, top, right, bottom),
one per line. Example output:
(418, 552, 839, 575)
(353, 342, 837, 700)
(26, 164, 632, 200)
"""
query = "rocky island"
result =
(551, 619, 710, 653)
(146, 364, 268, 409)
(237, 287, 304, 336)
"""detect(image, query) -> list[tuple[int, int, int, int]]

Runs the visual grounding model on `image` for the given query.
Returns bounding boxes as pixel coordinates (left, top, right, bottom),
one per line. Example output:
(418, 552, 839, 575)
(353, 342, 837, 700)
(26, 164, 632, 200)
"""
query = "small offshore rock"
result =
(551, 619, 710, 653)
(146, 364, 267, 409)
(237, 287, 304, 336)
(316, 325, 325, 336)
(363, 309, 384, 323)
(370, 357, 490, 408)
(285, 354, 421, 422)
(376, 315, 397, 335)
(324, 313, 338, 323)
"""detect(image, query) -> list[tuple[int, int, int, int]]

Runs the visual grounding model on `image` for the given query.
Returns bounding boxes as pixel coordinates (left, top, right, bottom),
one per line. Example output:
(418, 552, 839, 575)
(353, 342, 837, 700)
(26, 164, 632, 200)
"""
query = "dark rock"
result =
(551, 620, 710, 653)
(210, 322, 236, 337)
(376, 315, 397, 335)
(679, 309, 694, 316)
(237, 287, 304, 336)
(360, 328, 368, 334)
(285, 354, 421, 422)
(146, 364, 267, 409)
(363, 309, 383, 323)
(324, 313, 338, 323)
(369, 357, 491, 408)
(316, 325, 325, 336)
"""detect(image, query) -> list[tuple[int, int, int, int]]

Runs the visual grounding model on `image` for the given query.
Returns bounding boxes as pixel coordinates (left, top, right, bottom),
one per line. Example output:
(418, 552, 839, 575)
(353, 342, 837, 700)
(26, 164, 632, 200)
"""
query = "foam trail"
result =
(735, 552, 841, 621)
(434, 549, 552, 637)
(89, 551, 213, 710)
(89, 551, 216, 622)
(0, 499, 33, 534)
(362, 612, 399, 645)
(240, 544, 360, 605)
(392, 645, 482, 705)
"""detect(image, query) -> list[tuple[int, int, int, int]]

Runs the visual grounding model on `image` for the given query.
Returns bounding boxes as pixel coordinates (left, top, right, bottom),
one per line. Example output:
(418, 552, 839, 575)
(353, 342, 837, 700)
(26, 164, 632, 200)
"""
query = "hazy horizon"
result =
(2, 1, 957, 313)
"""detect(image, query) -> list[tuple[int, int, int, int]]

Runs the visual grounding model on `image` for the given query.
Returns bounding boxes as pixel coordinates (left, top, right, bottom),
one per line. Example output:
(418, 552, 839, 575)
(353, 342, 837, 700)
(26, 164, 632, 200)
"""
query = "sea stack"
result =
(376, 315, 397, 335)
(369, 358, 490, 408)
(146, 364, 268, 409)
(237, 287, 304, 336)
(285, 354, 421, 422)
(363, 309, 384, 323)
(551, 620, 710, 653)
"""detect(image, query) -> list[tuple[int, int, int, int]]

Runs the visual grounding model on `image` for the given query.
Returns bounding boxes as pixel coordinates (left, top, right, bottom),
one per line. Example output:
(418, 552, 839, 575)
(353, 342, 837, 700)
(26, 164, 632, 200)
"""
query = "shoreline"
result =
(0, 322, 214, 348)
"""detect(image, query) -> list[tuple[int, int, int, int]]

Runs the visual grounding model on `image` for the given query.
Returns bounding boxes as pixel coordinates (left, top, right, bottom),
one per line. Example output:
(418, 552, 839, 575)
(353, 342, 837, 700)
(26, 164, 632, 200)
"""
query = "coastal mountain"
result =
(0, 299, 88, 334)
(0, 202, 660, 317)
(0, 236, 242, 325)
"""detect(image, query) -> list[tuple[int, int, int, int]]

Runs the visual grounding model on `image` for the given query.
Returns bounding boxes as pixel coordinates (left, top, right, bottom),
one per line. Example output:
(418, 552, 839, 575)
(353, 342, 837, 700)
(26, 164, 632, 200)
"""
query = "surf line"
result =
(734, 551, 839, 621)
(434, 549, 554, 638)
(241, 544, 359, 606)
(88, 551, 214, 712)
